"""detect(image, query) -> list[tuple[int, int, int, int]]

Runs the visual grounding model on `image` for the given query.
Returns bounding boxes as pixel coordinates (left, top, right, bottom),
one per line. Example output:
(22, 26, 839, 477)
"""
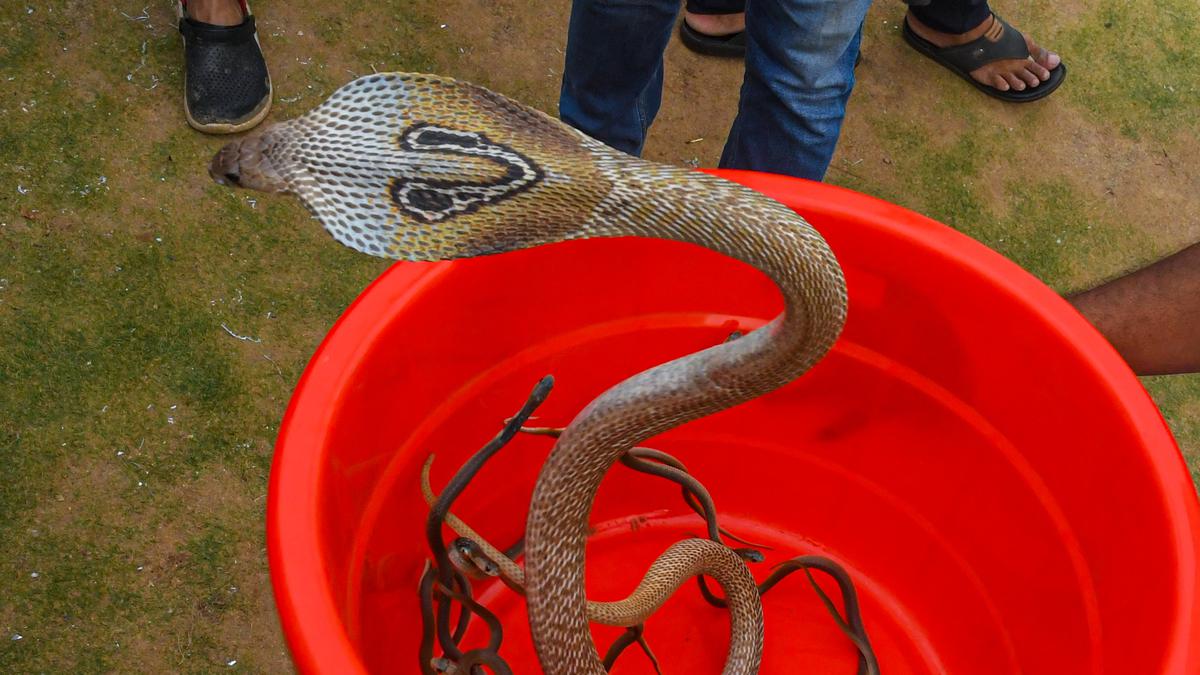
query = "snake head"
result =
(204, 73, 616, 260)
(209, 127, 288, 193)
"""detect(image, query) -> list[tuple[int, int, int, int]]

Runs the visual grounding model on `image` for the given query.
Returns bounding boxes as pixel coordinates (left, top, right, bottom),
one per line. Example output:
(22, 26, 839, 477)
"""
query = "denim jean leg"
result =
(559, 0, 680, 156)
(720, 0, 872, 180)
(907, 0, 991, 34)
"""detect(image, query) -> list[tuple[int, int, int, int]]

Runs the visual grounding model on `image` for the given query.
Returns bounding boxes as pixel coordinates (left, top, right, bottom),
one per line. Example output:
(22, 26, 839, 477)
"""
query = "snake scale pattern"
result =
(210, 73, 848, 674)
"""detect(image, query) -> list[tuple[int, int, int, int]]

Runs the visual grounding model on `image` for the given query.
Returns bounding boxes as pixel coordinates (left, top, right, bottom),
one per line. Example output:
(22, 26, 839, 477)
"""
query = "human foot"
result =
(679, 11, 746, 58)
(684, 11, 745, 37)
(186, 0, 244, 26)
(906, 12, 1061, 93)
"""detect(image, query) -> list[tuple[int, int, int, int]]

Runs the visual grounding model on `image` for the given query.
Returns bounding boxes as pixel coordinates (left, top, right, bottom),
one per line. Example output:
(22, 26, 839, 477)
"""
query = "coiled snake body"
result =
(211, 73, 847, 674)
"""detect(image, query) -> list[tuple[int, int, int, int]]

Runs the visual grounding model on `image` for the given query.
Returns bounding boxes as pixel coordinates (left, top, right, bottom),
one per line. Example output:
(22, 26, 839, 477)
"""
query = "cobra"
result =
(210, 73, 847, 674)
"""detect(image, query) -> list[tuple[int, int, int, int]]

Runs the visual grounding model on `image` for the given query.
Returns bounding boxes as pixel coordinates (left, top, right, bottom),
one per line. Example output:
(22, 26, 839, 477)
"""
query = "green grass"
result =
(1058, 0, 1200, 141)
(0, 1, 438, 671)
(1145, 376, 1200, 484)
(1, 0, 1198, 671)
(848, 106, 1153, 292)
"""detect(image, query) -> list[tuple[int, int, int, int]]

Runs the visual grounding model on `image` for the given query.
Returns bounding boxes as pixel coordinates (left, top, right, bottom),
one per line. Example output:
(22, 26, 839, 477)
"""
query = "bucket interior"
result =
(271, 174, 1197, 674)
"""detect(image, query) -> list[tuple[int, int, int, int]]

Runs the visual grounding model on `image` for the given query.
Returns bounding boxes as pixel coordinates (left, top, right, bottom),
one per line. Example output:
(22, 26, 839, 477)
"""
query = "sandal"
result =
(902, 13, 1066, 103)
(177, 0, 272, 134)
(679, 20, 747, 58)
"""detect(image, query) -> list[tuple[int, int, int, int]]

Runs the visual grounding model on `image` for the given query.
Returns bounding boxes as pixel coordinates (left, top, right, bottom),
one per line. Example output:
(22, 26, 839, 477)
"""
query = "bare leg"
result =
(684, 11, 744, 36)
(1069, 243, 1200, 376)
(187, 0, 243, 25)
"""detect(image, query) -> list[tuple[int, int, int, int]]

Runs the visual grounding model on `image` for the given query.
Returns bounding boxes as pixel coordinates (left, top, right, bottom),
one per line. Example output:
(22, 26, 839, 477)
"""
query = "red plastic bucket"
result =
(269, 171, 1200, 674)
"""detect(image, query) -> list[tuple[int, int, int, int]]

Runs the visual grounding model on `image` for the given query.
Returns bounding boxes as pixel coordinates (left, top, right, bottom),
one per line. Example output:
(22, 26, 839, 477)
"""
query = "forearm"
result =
(1068, 243, 1200, 376)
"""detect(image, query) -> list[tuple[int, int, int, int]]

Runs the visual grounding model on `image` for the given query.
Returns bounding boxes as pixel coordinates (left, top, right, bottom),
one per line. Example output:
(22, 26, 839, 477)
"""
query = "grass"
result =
(1, 0, 1198, 672)
(1058, 0, 1200, 141)
(0, 1, 432, 671)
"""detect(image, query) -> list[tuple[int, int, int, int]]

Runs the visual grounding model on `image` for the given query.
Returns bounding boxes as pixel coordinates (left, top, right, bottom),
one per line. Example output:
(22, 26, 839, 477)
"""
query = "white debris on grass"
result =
(120, 6, 151, 23)
(221, 324, 262, 343)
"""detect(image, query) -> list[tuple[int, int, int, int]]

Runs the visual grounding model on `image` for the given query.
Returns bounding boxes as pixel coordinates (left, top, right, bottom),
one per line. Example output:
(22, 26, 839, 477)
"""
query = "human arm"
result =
(1069, 243, 1200, 376)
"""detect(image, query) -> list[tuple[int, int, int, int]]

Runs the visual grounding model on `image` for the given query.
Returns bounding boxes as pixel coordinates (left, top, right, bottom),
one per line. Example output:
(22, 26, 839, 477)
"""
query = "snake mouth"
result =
(208, 128, 288, 193)
(209, 142, 244, 188)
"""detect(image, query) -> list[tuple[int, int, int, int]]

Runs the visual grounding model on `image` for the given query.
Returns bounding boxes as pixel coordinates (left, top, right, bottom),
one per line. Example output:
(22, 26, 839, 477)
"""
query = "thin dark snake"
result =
(698, 557, 881, 675)
(424, 382, 722, 672)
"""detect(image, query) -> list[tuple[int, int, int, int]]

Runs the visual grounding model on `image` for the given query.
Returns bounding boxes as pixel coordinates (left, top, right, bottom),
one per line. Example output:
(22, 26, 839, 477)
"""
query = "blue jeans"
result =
(559, 0, 872, 181)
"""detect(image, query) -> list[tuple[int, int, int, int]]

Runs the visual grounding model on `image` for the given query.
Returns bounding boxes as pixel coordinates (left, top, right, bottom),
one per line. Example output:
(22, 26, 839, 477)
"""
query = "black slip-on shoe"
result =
(178, 0, 272, 134)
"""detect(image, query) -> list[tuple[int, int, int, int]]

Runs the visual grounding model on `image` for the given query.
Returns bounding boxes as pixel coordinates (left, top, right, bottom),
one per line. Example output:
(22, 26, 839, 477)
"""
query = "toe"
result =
(1028, 59, 1051, 82)
(992, 73, 1011, 92)
(1003, 72, 1027, 91)
(1039, 49, 1062, 70)
(1018, 66, 1043, 88)
(1026, 39, 1062, 71)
